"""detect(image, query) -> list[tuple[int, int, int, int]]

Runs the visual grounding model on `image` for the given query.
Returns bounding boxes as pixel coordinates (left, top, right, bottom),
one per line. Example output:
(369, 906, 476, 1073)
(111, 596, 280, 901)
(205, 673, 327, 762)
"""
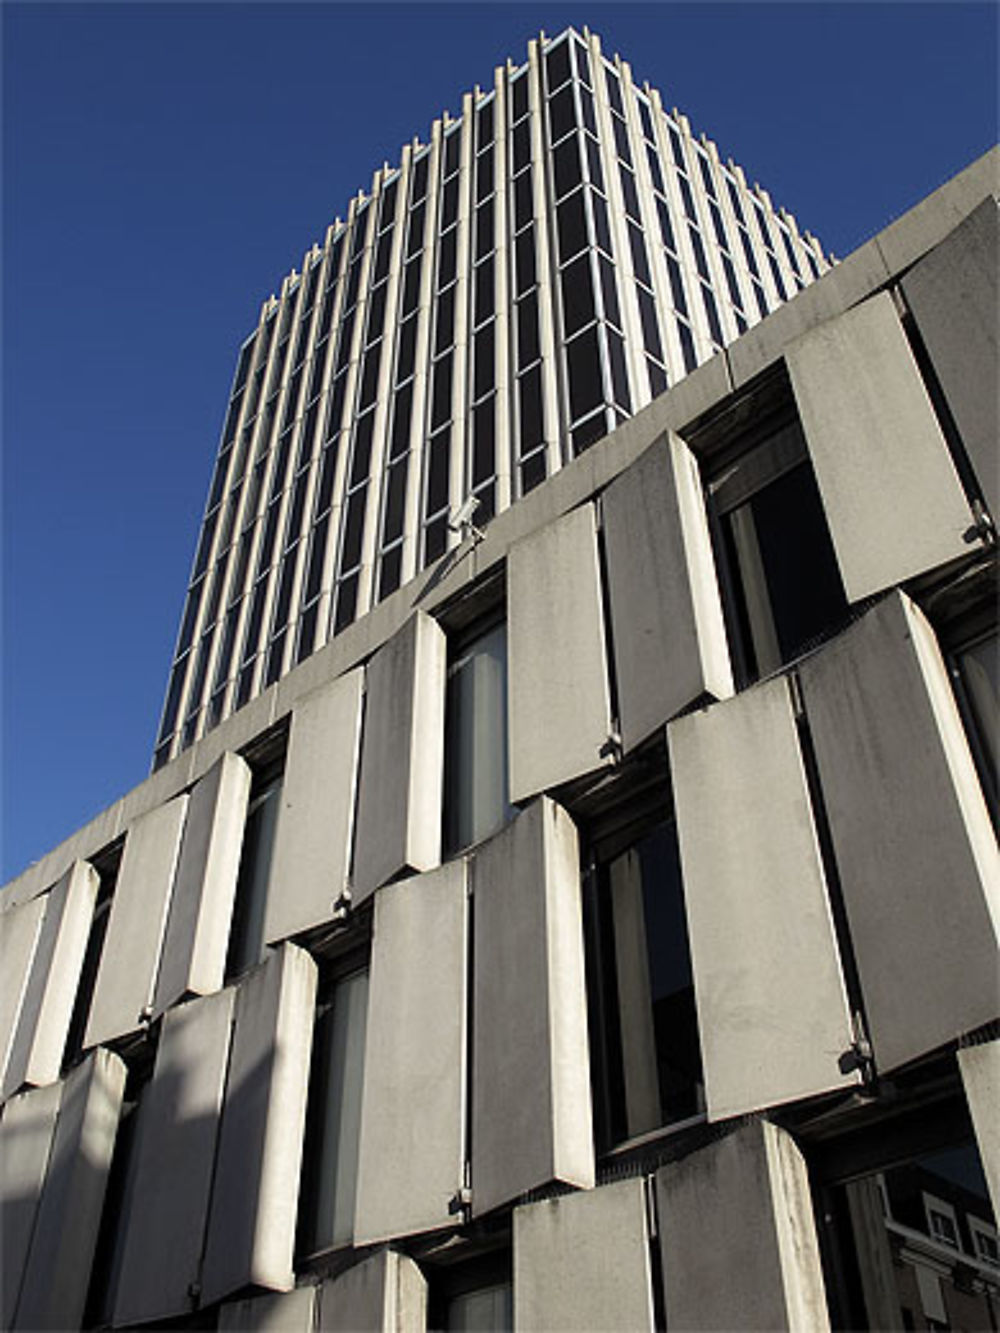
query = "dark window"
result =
(435, 286, 455, 357)
(516, 292, 540, 370)
(431, 354, 453, 429)
(358, 342, 382, 413)
(591, 189, 612, 254)
(566, 326, 603, 420)
(554, 135, 582, 200)
(379, 545, 402, 601)
(406, 203, 425, 258)
(402, 257, 422, 318)
(441, 175, 460, 231)
(612, 114, 631, 166)
(444, 128, 462, 177)
(425, 429, 451, 516)
(304, 516, 329, 602)
(586, 135, 604, 192)
(518, 365, 544, 454)
(561, 253, 596, 338)
(475, 199, 494, 261)
(316, 441, 338, 515)
(227, 773, 282, 979)
(521, 449, 547, 494)
(607, 328, 631, 412)
(476, 99, 494, 150)
(383, 459, 407, 544)
(702, 284, 724, 346)
(396, 314, 418, 383)
(545, 39, 572, 93)
(548, 84, 576, 143)
(572, 410, 606, 457)
(515, 230, 536, 297)
(579, 84, 597, 137)
(637, 97, 655, 142)
(598, 255, 622, 329)
(473, 399, 495, 485)
(557, 190, 588, 264)
(424, 515, 448, 562)
(678, 319, 697, 373)
(476, 147, 494, 205)
(666, 255, 688, 316)
(708, 416, 849, 683)
(340, 488, 366, 572)
(512, 74, 529, 122)
(350, 413, 374, 488)
(390, 381, 413, 458)
(604, 67, 624, 116)
(628, 222, 651, 288)
(474, 324, 495, 400)
(373, 227, 393, 284)
(514, 170, 533, 231)
(333, 572, 358, 633)
(512, 119, 531, 173)
(411, 153, 429, 201)
(475, 260, 494, 325)
(584, 814, 703, 1149)
(366, 282, 387, 343)
(638, 287, 663, 360)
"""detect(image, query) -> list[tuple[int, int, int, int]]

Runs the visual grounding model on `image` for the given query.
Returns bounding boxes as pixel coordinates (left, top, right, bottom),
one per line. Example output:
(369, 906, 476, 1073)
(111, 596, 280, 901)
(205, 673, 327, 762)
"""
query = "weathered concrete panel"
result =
(472, 799, 594, 1216)
(264, 670, 364, 945)
(318, 1250, 427, 1333)
(958, 1041, 1000, 1214)
(0, 1081, 62, 1328)
(656, 1120, 830, 1332)
(508, 503, 613, 802)
(800, 593, 1000, 1072)
(787, 291, 974, 602)
(112, 987, 235, 1327)
(0, 895, 47, 1092)
(3, 861, 99, 1098)
(354, 862, 467, 1244)
(352, 613, 446, 903)
(15, 1048, 126, 1331)
(201, 943, 317, 1305)
(668, 678, 858, 1120)
(85, 797, 189, 1049)
(514, 1178, 654, 1332)
(901, 197, 1000, 518)
(603, 434, 733, 752)
(219, 1286, 318, 1332)
(153, 752, 252, 1015)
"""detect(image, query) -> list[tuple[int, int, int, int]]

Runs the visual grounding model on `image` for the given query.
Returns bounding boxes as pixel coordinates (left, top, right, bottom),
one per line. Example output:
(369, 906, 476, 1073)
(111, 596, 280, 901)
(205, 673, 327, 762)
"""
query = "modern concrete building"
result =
(152, 27, 833, 769)
(2, 30, 998, 1333)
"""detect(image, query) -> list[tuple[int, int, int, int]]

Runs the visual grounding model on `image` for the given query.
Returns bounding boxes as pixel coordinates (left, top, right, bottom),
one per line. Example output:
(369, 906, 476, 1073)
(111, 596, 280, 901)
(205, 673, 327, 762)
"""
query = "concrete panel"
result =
(0, 1081, 62, 1328)
(958, 1042, 1000, 1214)
(85, 796, 189, 1049)
(3, 861, 99, 1098)
(786, 291, 974, 602)
(603, 434, 733, 753)
(264, 670, 364, 944)
(800, 593, 1000, 1072)
(0, 895, 47, 1092)
(153, 751, 252, 1015)
(656, 1120, 830, 1332)
(354, 862, 467, 1244)
(15, 1048, 126, 1331)
(201, 943, 317, 1305)
(667, 678, 858, 1120)
(508, 503, 613, 802)
(112, 987, 235, 1327)
(352, 613, 446, 903)
(472, 799, 594, 1216)
(219, 1286, 318, 1332)
(319, 1251, 427, 1333)
(514, 1179, 654, 1333)
(901, 197, 1000, 518)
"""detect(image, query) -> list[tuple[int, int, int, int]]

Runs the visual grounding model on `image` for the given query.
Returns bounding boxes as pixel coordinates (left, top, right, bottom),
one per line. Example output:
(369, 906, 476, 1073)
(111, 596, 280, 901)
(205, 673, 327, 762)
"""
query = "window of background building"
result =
(444, 616, 513, 855)
(704, 409, 848, 685)
(582, 775, 704, 1150)
(810, 1083, 998, 1333)
(297, 964, 369, 1257)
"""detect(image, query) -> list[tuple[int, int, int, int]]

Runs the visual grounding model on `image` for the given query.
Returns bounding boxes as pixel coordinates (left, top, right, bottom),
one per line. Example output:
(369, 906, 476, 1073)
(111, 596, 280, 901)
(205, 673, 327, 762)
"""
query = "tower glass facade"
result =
(154, 26, 829, 768)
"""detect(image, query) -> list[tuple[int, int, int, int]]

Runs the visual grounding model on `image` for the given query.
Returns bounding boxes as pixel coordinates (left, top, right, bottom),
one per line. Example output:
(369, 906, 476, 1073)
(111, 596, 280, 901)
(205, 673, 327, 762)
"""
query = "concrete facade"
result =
(1, 65, 997, 1333)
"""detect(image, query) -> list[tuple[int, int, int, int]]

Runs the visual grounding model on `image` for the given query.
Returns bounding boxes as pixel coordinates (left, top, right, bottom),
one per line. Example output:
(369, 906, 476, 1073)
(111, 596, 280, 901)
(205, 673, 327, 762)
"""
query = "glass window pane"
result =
(300, 970, 369, 1254)
(566, 326, 603, 421)
(561, 253, 596, 338)
(227, 778, 282, 979)
(445, 621, 513, 853)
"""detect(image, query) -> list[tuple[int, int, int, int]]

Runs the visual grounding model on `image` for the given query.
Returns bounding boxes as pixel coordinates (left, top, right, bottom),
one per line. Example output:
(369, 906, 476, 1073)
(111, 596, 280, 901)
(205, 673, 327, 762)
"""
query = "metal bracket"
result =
(599, 730, 623, 763)
(331, 889, 353, 921)
(963, 498, 996, 548)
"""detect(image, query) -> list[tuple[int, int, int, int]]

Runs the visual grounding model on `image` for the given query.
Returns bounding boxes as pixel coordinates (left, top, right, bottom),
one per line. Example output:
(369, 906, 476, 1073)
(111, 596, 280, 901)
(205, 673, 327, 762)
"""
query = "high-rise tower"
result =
(154, 26, 830, 767)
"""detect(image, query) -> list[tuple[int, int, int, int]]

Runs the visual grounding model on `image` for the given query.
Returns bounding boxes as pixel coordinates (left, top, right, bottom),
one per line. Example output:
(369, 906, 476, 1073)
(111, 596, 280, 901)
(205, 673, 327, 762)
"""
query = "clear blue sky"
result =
(3, 1, 997, 883)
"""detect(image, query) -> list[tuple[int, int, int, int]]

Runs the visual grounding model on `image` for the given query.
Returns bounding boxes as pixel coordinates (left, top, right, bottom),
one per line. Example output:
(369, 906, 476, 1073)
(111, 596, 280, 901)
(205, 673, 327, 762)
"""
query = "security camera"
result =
(448, 495, 480, 532)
